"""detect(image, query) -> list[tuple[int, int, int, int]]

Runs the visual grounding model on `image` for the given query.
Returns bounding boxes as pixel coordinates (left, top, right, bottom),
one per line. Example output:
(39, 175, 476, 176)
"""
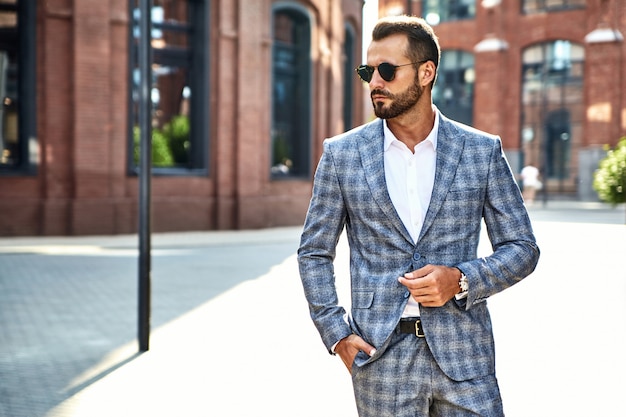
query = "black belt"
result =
(399, 317, 425, 338)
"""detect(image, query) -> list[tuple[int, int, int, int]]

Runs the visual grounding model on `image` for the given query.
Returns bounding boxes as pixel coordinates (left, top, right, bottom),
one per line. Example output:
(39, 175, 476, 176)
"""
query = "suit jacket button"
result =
(413, 253, 421, 261)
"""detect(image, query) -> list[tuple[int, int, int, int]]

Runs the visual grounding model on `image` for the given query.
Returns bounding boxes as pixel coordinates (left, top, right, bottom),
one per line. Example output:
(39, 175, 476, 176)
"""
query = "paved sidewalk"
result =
(0, 201, 624, 417)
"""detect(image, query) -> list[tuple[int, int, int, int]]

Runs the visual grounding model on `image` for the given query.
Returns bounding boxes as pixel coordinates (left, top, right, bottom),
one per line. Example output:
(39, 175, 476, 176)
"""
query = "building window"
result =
(129, 0, 208, 173)
(343, 23, 356, 131)
(522, 0, 585, 14)
(0, 0, 36, 173)
(271, 8, 311, 178)
(520, 41, 584, 186)
(433, 50, 474, 126)
(423, 0, 476, 26)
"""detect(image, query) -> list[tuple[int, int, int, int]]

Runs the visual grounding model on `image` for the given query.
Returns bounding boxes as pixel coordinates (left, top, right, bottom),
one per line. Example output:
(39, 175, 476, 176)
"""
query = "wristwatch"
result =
(458, 271, 469, 293)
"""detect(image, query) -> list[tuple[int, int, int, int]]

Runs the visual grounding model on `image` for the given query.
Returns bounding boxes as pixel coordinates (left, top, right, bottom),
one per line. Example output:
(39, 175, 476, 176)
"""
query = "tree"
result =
(593, 137, 626, 205)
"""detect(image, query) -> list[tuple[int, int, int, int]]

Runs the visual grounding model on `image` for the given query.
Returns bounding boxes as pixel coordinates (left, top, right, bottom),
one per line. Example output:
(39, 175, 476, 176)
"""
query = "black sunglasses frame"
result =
(355, 60, 429, 83)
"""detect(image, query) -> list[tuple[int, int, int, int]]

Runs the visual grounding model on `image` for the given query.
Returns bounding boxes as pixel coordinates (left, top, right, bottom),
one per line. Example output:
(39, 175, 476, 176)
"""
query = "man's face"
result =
(372, 74, 424, 120)
(366, 34, 424, 120)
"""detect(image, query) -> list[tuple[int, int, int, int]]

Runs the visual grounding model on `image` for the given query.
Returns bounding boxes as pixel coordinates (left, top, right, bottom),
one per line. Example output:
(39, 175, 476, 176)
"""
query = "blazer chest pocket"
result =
(447, 187, 482, 198)
(352, 291, 374, 309)
(443, 187, 484, 216)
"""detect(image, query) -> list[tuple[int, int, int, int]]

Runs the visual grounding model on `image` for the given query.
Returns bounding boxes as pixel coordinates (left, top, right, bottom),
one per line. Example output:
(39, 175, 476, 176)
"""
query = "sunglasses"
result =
(355, 60, 429, 83)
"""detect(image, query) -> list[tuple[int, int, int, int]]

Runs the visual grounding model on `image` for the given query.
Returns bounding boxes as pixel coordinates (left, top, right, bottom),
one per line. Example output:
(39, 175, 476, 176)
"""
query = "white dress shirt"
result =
(383, 112, 439, 317)
(332, 113, 440, 351)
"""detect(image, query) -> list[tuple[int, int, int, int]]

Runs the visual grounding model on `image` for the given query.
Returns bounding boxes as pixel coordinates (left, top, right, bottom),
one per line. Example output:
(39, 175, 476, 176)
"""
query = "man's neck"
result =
(386, 105, 436, 151)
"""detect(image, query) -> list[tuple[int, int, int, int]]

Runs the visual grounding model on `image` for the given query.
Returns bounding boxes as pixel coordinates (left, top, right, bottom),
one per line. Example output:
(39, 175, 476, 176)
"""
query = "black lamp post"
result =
(137, 0, 153, 352)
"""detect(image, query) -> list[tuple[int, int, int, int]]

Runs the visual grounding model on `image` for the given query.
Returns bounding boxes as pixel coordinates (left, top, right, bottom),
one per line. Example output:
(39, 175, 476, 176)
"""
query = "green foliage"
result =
(133, 115, 190, 167)
(593, 137, 626, 205)
(162, 115, 190, 164)
(134, 126, 174, 166)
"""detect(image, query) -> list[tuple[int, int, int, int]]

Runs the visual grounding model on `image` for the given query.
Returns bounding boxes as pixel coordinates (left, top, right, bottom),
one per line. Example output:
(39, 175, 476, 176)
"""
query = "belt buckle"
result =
(415, 319, 425, 338)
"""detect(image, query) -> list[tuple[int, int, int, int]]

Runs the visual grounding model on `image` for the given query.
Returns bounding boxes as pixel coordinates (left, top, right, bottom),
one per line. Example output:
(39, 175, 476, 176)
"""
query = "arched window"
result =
(520, 41, 584, 186)
(343, 23, 356, 131)
(433, 50, 475, 126)
(271, 7, 311, 178)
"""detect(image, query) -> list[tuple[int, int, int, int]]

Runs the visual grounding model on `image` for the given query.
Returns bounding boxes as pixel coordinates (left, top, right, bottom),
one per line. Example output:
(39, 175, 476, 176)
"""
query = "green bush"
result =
(593, 137, 626, 205)
(133, 125, 174, 167)
(133, 115, 191, 167)
(162, 115, 190, 164)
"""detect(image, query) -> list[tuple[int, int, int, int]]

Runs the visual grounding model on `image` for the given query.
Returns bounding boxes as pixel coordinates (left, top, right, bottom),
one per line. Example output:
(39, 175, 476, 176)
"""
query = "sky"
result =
(362, 0, 379, 61)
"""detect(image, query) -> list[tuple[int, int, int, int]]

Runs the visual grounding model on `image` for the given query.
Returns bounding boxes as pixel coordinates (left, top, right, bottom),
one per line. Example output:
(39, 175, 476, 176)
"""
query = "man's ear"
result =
(420, 61, 436, 87)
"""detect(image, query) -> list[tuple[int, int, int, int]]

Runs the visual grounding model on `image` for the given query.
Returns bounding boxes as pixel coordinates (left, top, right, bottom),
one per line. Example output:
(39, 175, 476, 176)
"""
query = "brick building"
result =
(0, 0, 365, 236)
(2, 1, 624, 236)
(378, 0, 625, 200)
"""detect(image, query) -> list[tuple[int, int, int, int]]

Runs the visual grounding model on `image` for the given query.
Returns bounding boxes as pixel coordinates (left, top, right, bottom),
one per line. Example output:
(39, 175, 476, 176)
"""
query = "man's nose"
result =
(368, 69, 385, 89)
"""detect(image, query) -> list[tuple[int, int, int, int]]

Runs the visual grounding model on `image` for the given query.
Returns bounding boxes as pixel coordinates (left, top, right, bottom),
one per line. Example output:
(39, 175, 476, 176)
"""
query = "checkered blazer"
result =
(298, 112, 539, 382)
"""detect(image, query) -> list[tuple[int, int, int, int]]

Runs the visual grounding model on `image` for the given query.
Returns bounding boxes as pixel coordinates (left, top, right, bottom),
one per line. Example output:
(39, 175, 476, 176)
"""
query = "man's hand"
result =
(335, 334, 376, 373)
(398, 264, 461, 307)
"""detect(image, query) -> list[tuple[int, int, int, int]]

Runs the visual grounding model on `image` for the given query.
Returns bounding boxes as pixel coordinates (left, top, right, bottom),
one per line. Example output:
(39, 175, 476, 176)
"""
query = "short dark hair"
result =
(372, 15, 440, 70)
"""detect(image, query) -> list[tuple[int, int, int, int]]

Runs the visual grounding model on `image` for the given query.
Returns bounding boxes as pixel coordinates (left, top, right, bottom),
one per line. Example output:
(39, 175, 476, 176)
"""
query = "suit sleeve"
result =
(297, 141, 353, 353)
(456, 137, 540, 309)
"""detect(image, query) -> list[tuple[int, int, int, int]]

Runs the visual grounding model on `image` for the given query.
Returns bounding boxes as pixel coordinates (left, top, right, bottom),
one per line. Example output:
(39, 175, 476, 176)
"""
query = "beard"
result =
(371, 80, 424, 119)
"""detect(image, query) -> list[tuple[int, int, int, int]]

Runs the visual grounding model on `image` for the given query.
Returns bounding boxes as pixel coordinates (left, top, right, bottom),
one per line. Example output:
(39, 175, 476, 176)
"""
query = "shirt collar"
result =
(383, 108, 440, 152)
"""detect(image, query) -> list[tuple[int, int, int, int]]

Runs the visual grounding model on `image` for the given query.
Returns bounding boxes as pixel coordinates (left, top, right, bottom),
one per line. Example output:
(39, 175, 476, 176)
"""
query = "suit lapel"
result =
(419, 115, 464, 241)
(356, 120, 414, 243)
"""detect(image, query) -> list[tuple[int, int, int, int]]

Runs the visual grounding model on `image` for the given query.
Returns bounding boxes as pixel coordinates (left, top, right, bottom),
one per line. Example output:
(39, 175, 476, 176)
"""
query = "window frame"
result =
(270, 5, 312, 180)
(520, 41, 584, 182)
(126, 0, 209, 176)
